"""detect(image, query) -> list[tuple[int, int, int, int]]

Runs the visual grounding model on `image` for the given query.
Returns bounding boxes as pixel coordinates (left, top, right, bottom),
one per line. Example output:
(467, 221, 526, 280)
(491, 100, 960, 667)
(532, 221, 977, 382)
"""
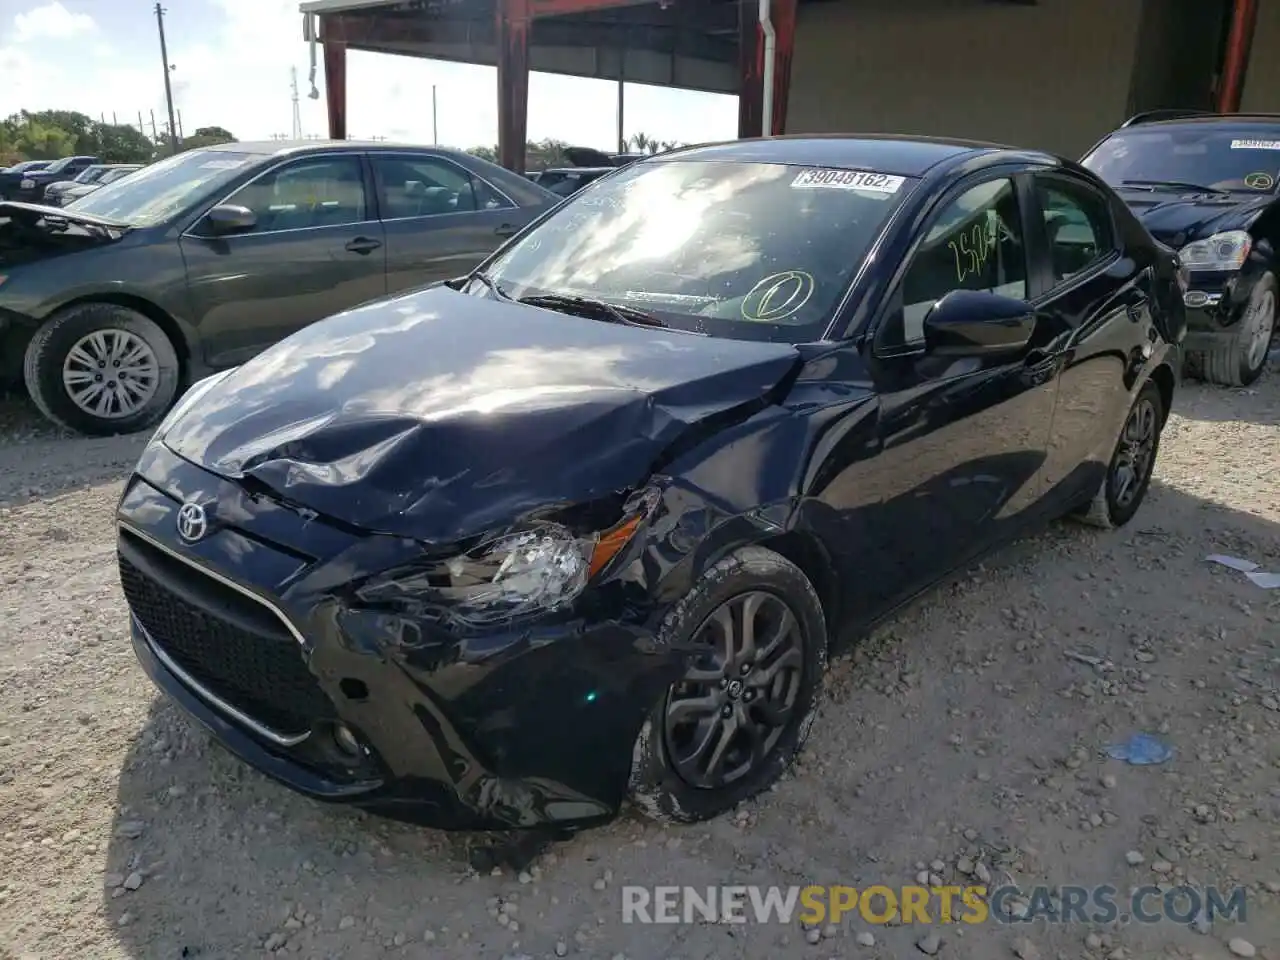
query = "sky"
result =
(0, 0, 739, 150)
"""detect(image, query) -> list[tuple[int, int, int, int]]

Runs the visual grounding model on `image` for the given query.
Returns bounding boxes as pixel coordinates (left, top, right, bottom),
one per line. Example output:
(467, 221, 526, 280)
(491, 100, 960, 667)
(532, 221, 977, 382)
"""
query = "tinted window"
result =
(69, 149, 260, 225)
(1083, 126, 1280, 193)
(485, 159, 917, 343)
(225, 157, 367, 233)
(373, 155, 511, 218)
(884, 178, 1027, 346)
(1036, 178, 1113, 285)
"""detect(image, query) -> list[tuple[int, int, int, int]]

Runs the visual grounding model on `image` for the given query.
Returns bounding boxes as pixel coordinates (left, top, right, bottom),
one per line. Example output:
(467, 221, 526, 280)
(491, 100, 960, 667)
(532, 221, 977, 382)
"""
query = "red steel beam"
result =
(1217, 0, 1258, 112)
(323, 38, 348, 140)
(497, 0, 532, 172)
(737, 0, 796, 138)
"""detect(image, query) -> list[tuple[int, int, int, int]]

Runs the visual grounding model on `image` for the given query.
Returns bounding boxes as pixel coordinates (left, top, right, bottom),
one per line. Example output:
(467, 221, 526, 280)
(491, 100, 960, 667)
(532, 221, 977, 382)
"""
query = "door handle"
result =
(345, 237, 382, 254)
(494, 223, 519, 238)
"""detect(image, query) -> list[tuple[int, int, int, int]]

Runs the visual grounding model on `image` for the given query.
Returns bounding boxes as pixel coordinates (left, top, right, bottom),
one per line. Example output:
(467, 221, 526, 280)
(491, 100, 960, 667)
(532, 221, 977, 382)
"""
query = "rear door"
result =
(180, 151, 388, 369)
(369, 151, 529, 295)
(1025, 170, 1148, 513)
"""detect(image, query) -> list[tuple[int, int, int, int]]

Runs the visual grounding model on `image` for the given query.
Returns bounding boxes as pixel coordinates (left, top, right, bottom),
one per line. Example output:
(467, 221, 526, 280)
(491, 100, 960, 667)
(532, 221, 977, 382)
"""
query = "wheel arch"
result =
(1148, 361, 1176, 427)
(50, 293, 194, 383)
(751, 529, 842, 638)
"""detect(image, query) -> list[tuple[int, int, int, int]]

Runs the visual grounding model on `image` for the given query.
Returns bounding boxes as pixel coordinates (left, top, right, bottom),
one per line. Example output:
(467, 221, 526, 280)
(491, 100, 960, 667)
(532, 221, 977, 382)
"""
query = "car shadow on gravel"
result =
(100, 475, 1280, 959)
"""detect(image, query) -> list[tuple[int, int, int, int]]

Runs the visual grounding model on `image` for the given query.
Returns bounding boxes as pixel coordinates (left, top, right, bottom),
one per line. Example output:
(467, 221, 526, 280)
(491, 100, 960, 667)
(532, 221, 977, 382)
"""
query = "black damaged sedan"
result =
(117, 135, 1184, 830)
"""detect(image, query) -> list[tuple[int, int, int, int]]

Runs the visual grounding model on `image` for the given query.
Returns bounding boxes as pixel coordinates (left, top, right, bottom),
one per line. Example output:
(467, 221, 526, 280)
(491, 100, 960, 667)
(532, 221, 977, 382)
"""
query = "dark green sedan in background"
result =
(0, 140, 557, 435)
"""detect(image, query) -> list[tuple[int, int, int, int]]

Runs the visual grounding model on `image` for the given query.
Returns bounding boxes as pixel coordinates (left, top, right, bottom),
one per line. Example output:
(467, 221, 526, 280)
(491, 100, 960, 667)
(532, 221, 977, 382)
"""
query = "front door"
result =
(369, 152, 529, 296)
(823, 174, 1064, 619)
(180, 153, 387, 369)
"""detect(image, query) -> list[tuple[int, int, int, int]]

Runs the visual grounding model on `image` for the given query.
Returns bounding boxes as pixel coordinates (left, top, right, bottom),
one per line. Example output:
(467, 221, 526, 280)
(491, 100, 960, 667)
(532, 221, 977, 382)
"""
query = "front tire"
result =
(1185, 271, 1276, 387)
(626, 546, 827, 824)
(1075, 379, 1164, 529)
(23, 303, 181, 436)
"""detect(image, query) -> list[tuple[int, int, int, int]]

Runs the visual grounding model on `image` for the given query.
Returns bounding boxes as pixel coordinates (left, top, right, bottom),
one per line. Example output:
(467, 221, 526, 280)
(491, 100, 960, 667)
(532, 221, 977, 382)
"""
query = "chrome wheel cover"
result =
(61, 329, 160, 419)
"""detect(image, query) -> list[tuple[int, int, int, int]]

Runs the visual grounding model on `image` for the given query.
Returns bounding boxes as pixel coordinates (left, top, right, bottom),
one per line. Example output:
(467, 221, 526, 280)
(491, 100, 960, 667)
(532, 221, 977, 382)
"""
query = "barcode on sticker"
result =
(1230, 139, 1280, 150)
(791, 168, 905, 193)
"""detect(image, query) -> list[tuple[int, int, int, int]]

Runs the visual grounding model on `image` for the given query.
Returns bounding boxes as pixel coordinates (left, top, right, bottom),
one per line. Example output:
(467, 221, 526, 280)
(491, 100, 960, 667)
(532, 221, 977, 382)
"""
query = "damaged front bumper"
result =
(117, 445, 686, 830)
(1180, 269, 1259, 353)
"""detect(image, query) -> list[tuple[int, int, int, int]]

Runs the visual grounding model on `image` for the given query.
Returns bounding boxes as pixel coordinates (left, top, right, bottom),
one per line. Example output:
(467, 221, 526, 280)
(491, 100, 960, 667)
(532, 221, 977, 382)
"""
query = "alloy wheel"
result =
(61, 329, 160, 420)
(1243, 287, 1276, 372)
(663, 590, 805, 790)
(1110, 396, 1157, 509)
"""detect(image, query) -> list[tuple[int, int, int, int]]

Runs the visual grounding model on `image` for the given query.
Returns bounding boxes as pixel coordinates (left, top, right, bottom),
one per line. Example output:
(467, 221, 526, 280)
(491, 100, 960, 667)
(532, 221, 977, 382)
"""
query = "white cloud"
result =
(0, 0, 736, 151)
(12, 1, 94, 42)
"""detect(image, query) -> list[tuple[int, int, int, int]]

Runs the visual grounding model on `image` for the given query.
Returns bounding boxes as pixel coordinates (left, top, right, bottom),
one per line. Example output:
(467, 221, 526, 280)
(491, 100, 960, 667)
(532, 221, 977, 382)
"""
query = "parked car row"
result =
(2, 113, 1278, 442)
(44, 163, 145, 207)
(0, 154, 101, 203)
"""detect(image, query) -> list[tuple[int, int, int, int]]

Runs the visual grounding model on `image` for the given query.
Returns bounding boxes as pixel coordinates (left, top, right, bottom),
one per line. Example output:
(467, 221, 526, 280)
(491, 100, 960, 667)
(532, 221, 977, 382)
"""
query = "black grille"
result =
(118, 533, 335, 738)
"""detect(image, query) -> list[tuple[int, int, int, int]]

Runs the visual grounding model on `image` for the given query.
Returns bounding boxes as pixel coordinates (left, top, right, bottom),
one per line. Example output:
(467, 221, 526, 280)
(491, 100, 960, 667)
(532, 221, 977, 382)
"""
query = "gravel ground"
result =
(1, 369, 1279, 960)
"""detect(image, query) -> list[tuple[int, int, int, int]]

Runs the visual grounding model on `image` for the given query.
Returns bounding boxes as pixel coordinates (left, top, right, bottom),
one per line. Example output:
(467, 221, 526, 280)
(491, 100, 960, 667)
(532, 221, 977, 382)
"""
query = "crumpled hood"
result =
(162, 285, 801, 542)
(1120, 190, 1269, 248)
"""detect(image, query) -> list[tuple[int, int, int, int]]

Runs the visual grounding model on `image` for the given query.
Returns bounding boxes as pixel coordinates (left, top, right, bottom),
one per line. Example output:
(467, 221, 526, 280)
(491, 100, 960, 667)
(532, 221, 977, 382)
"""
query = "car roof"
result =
(656, 134, 1054, 177)
(200, 139, 480, 160)
(1121, 114, 1280, 132)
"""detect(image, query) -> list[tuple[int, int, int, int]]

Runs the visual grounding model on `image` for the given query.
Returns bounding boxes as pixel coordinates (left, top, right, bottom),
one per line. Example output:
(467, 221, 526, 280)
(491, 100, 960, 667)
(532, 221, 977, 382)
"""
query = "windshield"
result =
(484, 159, 914, 342)
(66, 149, 259, 225)
(1083, 126, 1280, 193)
(74, 167, 105, 184)
(43, 157, 73, 174)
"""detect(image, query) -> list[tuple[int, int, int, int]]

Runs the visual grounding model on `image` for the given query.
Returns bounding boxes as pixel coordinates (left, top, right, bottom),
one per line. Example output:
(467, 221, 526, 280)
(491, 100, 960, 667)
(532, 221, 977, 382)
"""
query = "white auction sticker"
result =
(200, 159, 249, 170)
(1230, 139, 1280, 151)
(791, 168, 905, 193)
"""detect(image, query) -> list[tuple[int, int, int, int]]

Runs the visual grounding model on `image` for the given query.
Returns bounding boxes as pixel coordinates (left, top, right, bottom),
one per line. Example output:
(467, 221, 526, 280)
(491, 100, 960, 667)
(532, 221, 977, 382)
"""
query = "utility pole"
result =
(432, 85, 438, 145)
(291, 67, 304, 139)
(154, 3, 179, 154)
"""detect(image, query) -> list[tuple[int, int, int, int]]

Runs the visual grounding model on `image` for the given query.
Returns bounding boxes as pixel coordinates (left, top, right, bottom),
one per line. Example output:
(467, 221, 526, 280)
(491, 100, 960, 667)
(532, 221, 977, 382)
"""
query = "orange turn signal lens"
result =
(588, 513, 644, 578)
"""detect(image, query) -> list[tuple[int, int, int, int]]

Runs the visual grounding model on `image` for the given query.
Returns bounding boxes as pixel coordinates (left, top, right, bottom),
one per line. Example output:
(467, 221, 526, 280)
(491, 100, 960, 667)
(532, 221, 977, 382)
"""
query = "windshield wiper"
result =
(1120, 179, 1230, 196)
(518, 293, 669, 329)
(467, 270, 512, 300)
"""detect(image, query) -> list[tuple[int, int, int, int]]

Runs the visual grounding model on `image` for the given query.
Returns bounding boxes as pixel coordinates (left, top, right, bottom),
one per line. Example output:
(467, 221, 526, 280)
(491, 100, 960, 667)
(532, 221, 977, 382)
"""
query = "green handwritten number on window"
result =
(948, 217, 997, 285)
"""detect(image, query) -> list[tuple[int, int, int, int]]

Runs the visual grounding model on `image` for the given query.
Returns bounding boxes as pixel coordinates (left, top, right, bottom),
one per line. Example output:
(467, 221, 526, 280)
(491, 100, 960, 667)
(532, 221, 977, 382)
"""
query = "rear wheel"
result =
(1185, 271, 1276, 387)
(1075, 379, 1164, 529)
(23, 303, 181, 436)
(627, 546, 827, 824)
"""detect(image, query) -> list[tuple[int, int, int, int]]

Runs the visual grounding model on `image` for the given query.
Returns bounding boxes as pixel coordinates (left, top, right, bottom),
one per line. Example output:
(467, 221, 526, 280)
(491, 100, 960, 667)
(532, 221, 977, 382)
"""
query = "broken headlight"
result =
(363, 510, 648, 628)
(441, 524, 592, 625)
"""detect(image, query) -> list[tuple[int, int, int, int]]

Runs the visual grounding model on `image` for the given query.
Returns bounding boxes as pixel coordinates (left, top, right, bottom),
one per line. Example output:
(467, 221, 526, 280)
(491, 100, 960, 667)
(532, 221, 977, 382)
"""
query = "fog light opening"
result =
(332, 723, 362, 758)
(339, 678, 369, 700)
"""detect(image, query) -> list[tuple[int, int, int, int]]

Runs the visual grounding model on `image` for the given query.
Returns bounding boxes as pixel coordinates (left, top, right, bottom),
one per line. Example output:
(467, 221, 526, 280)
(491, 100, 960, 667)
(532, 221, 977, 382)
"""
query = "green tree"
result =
(173, 125, 237, 153)
(628, 132, 684, 155)
(91, 123, 155, 164)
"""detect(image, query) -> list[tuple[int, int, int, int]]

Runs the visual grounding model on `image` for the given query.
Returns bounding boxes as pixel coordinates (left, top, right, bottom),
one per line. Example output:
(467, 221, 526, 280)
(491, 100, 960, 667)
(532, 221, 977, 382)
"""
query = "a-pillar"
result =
(497, 0, 532, 172)
(323, 31, 348, 140)
(737, 0, 797, 139)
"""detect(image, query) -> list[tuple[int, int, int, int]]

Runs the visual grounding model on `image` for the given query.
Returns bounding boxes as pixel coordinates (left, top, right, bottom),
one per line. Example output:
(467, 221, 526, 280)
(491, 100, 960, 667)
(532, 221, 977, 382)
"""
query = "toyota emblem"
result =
(176, 502, 209, 543)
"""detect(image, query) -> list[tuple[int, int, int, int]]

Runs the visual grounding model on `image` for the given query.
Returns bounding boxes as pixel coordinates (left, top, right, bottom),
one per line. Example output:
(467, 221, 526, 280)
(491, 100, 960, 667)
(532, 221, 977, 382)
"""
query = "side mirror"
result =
(922, 289, 1035, 357)
(204, 203, 257, 234)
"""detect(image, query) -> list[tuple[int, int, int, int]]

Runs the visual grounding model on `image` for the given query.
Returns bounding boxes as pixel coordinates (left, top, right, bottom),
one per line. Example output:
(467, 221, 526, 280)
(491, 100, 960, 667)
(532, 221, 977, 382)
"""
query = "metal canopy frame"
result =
(302, 0, 796, 173)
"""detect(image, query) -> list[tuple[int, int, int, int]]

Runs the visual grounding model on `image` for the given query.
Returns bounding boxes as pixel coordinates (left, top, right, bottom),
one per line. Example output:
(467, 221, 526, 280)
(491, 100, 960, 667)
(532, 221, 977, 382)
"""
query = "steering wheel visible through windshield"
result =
(484, 159, 917, 342)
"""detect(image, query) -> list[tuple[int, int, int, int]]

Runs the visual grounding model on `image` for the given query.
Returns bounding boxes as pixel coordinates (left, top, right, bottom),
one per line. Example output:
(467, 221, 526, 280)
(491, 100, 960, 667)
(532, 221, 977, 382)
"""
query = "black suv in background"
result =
(5, 155, 101, 204)
(1083, 112, 1280, 386)
(0, 159, 51, 199)
(0, 140, 557, 435)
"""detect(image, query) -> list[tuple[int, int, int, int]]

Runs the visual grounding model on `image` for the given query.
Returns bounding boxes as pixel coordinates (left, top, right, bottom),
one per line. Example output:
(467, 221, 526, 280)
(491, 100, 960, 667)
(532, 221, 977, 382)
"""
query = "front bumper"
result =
(116, 443, 684, 830)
